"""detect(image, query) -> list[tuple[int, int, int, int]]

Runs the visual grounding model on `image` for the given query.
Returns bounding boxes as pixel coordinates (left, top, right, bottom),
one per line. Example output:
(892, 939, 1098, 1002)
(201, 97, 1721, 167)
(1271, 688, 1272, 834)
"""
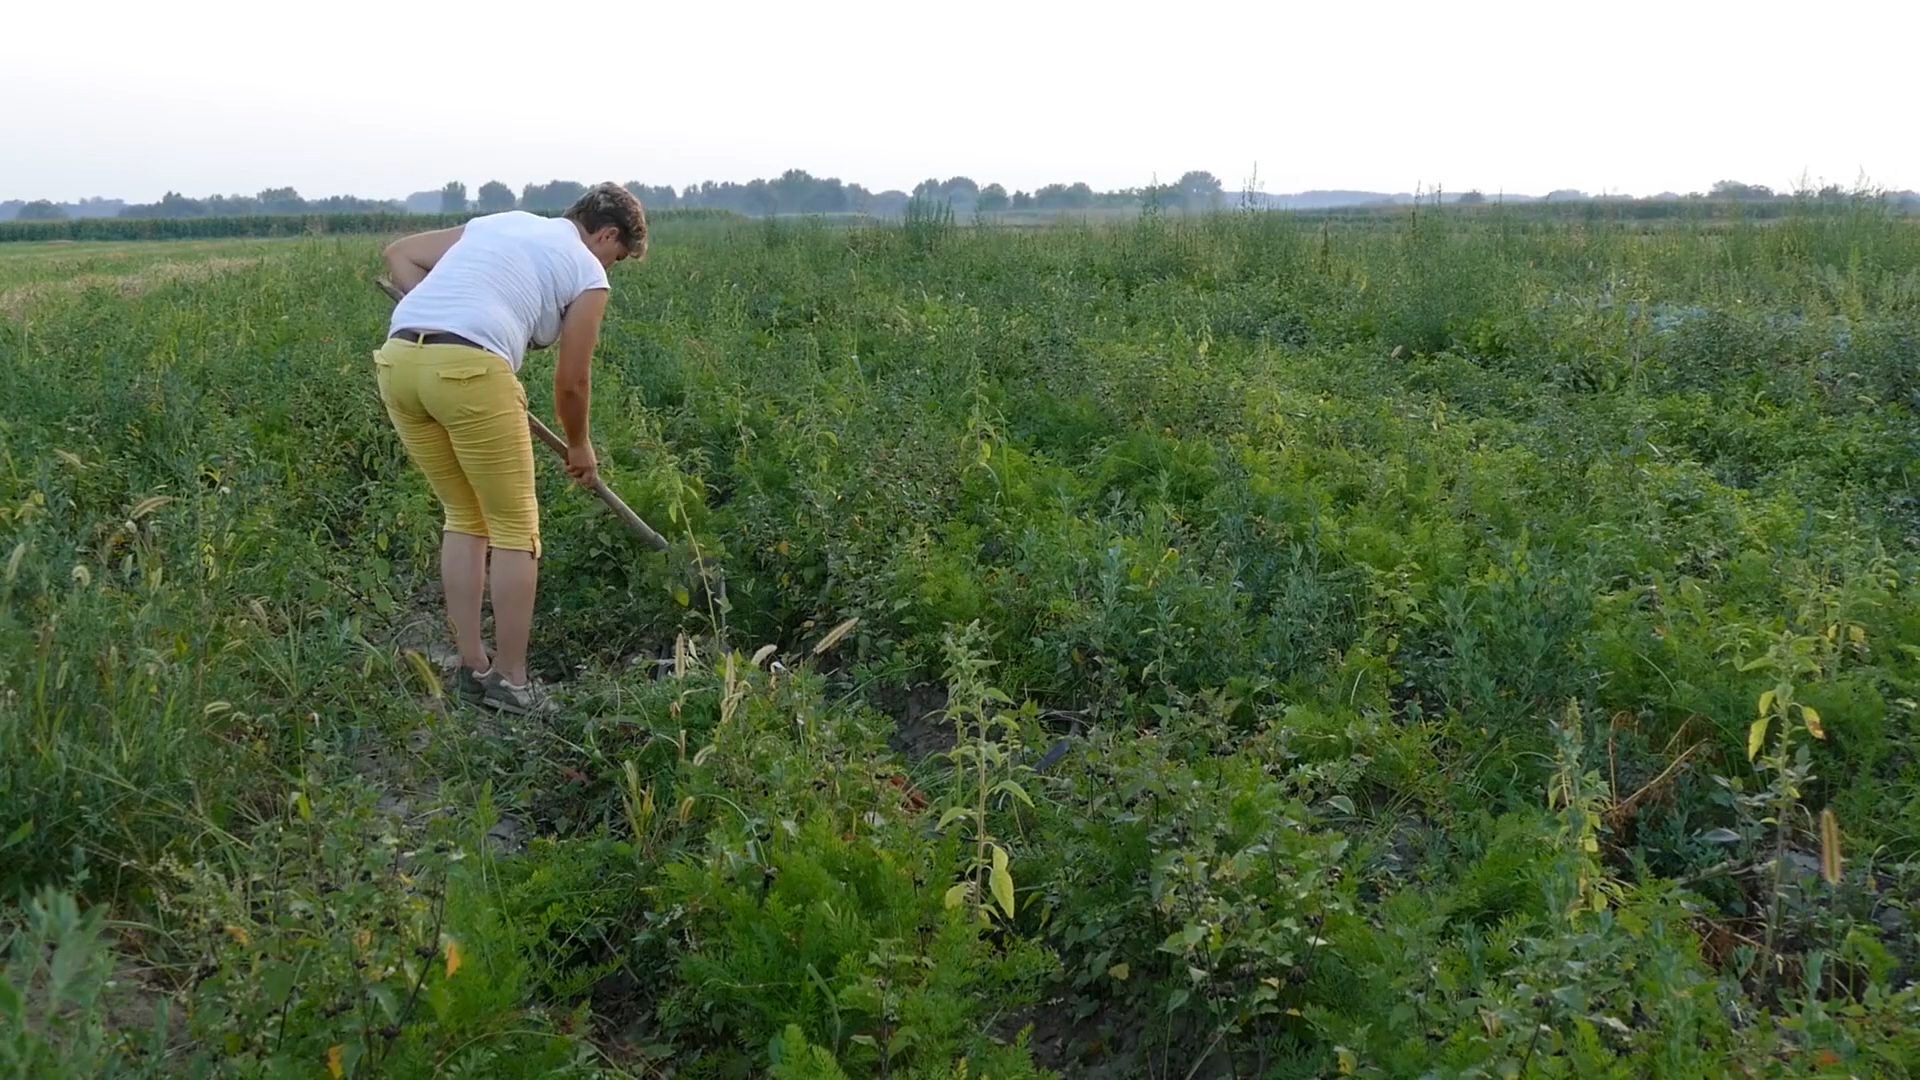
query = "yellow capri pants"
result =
(374, 336, 541, 558)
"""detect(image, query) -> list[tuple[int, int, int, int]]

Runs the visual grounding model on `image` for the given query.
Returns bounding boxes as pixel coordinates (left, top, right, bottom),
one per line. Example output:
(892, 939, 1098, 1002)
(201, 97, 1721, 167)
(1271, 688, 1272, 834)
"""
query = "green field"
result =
(6, 201, 1920, 1077)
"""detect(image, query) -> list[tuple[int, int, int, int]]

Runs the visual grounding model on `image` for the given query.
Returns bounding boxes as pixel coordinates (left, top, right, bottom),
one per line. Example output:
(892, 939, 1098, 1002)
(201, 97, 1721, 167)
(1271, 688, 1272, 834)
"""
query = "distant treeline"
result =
(8, 171, 1919, 226)
(615, 173, 1200, 216)
(5, 172, 1916, 243)
(0, 171, 1236, 223)
(1299, 191, 1920, 224)
(0, 207, 741, 245)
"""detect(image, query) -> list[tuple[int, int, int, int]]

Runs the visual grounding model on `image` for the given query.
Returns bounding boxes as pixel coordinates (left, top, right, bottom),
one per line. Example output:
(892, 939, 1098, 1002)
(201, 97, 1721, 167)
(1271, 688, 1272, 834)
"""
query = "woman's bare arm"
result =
(553, 287, 609, 483)
(381, 225, 464, 294)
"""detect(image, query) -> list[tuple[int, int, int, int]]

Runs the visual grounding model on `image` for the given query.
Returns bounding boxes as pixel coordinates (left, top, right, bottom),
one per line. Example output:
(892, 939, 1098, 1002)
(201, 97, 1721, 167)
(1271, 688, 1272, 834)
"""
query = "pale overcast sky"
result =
(4, 0, 1913, 203)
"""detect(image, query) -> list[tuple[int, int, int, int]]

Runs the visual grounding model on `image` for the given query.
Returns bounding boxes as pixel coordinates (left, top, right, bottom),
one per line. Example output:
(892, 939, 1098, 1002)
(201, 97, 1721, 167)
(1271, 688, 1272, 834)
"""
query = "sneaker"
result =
(452, 665, 488, 706)
(480, 670, 555, 716)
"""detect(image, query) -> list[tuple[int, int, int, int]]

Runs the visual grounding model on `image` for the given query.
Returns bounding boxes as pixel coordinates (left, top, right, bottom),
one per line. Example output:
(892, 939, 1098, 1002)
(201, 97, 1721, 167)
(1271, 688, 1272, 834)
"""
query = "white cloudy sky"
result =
(4, 0, 1913, 203)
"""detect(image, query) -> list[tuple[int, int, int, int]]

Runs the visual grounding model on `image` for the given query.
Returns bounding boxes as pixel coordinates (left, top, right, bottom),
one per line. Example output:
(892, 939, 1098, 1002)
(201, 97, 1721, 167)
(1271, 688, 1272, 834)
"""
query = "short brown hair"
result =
(565, 182, 648, 259)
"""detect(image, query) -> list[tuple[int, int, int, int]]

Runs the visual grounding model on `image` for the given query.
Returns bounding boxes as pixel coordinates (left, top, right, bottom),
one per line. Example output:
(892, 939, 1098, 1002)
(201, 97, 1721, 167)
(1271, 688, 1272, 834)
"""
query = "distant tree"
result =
(1176, 170, 1224, 209)
(686, 180, 737, 210)
(1458, 190, 1487, 204)
(1710, 180, 1774, 201)
(440, 182, 468, 213)
(744, 178, 779, 216)
(476, 181, 516, 213)
(767, 168, 850, 213)
(17, 200, 67, 221)
(151, 192, 207, 218)
(1140, 171, 1220, 210)
(309, 195, 403, 213)
(1033, 182, 1094, 210)
(812, 178, 851, 213)
(941, 177, 980, 206)
(256, 187, 305, 215)
(521, 180, 586, 211)
(624, 182, 679, 209)
(904, 177, 979, 207)
(208, 194, 263, 215)
(1011, 190, 1034, 210)
(67, 197, 125, 219)
(1544, 189, 1590, 202)
(863, 190, 908, 217)
(977, 183, 1009, 212)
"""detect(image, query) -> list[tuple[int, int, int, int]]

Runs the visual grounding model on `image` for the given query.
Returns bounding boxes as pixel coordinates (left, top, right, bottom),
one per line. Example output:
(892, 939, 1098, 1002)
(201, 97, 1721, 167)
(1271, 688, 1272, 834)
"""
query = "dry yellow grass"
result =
(0, 252, 275, 319)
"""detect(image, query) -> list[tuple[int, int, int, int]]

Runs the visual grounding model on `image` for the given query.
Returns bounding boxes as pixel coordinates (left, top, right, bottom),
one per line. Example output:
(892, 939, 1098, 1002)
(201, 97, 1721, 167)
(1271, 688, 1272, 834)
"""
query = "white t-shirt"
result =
(388, 211, 609, 371)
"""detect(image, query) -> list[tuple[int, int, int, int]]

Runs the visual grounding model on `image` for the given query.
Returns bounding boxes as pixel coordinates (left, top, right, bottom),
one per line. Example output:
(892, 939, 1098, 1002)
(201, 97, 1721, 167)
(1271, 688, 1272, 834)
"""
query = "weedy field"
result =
(5, 198, 1920, 1078)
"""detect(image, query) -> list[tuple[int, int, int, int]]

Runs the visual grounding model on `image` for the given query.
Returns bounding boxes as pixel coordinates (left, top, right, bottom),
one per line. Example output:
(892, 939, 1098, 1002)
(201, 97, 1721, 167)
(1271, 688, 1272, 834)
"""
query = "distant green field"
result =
(8, 204, 1920, 1077)
(0, 236, 286, 267)
(0, 236, 299, 295)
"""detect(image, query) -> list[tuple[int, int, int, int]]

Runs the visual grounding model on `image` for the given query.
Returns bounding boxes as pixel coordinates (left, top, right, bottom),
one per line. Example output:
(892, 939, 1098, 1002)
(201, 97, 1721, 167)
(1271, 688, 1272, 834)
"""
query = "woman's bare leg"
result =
(489, 549, 537, 686)
(443, 531, 491, 671)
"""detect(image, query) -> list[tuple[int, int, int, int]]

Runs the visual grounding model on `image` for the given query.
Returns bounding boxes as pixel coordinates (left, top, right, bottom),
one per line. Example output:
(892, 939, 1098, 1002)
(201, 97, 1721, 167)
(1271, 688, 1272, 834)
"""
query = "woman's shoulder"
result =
(466, 210, 540, 232)
(544, 222, 609, 292)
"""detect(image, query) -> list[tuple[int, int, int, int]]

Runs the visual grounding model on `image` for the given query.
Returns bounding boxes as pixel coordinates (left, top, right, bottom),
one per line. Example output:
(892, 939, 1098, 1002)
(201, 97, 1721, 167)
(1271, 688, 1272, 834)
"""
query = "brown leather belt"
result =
(390, 328, 485, 350)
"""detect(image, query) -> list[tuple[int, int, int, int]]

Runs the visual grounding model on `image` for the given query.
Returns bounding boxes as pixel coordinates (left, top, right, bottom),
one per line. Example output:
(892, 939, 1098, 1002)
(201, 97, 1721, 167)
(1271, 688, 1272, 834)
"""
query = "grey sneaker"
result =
(452, 665, 488, 706)
(479, 670, 555, 716)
